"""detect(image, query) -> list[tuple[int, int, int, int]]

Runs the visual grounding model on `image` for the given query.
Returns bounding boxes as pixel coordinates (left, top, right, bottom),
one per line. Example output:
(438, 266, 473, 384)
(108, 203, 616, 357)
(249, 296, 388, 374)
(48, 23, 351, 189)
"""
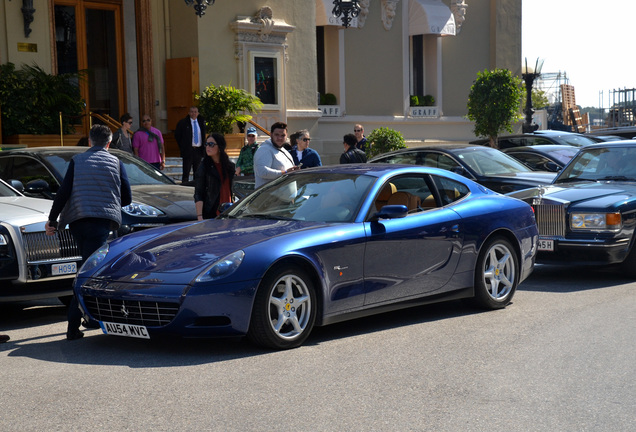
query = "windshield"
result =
(453, 147, 533, 175)
(556, 146, 636, 183)
(41, 150, 175, 186)
(551, 134, 598, 147)
(226, 172, 375, 222)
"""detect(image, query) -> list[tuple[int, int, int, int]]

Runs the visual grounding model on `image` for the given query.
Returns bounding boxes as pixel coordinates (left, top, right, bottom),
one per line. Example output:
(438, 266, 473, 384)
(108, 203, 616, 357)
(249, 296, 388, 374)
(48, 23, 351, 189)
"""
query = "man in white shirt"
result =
(175, 106, 206, 184)
(253, 122, 300, 188)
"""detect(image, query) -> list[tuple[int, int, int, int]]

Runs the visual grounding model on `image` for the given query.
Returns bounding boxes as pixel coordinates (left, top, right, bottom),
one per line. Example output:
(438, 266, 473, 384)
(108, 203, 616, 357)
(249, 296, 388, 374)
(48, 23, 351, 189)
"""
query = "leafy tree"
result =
(467, 69, 523, 148)
(196, 84, 263, 135)
(519, 84, 549, 111)
(531, 88, 549, 110)
(366, 127, 407, 159)
(0, 63, 85, 136)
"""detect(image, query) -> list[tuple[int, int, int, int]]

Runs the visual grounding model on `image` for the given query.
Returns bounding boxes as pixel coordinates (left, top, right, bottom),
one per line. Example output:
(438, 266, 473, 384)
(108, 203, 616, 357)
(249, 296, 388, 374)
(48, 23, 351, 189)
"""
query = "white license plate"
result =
(100, 321, 150, 339)
(538, 239, 554, 251)
(52, 262, 77, 275)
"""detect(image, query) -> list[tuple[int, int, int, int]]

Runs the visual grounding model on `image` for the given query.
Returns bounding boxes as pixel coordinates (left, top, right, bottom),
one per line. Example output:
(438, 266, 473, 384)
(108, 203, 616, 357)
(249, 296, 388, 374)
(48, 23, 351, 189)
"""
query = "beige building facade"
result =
(0, 0, 521, 163)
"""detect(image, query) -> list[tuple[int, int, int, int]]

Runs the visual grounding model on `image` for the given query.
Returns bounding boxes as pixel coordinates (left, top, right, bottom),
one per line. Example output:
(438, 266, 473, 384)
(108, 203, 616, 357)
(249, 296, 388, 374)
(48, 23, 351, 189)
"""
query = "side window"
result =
(377, 152, 419, 165)
(373, 175, 436, 215)
(419, 153, 461, 171)
(509, 153, 551, 171)
(8, 156, 59, 193)
(0, 157, 10, 180)
(432, 175, 470, 205)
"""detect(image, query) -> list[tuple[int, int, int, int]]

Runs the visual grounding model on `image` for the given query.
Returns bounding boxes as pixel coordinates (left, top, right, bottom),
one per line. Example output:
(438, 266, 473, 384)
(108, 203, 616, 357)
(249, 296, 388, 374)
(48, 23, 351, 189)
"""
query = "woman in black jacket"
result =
(194, 133, 235, 220)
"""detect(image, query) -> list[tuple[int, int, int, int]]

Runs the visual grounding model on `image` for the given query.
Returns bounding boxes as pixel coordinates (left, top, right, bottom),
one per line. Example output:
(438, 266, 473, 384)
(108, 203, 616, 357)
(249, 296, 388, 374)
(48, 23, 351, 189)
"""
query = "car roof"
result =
(579, 139, 636, 149)
(370, 144, 494, 158)
(503, 144, 579, 153)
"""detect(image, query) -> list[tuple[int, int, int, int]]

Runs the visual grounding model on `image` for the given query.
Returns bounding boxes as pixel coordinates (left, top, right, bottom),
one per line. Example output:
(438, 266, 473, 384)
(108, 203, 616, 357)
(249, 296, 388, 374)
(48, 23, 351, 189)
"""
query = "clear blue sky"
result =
(522, 0, 636, 108)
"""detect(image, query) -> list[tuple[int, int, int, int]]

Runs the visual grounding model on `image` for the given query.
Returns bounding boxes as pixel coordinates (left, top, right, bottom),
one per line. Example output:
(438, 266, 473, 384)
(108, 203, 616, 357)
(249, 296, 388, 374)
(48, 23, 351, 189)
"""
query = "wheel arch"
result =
(258, 255, 326, 325)
(479, 228, 522, 268)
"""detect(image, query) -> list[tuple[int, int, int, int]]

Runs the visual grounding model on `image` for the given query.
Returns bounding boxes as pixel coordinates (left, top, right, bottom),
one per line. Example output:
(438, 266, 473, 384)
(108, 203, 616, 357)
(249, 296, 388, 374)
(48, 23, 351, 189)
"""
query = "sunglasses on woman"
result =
(205, 141, 217, 147)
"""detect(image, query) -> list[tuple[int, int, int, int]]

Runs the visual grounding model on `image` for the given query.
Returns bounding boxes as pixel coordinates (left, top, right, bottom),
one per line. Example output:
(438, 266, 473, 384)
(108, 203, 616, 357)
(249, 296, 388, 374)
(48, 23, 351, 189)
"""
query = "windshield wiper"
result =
(239, 213, 293, 220)
(598, 176, 636, 181)
(555, 177, 597, 184)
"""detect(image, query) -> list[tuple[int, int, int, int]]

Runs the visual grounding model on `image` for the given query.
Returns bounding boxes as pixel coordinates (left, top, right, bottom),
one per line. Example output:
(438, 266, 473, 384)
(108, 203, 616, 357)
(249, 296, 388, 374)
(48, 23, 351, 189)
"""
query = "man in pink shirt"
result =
(133, 114, 166, 170)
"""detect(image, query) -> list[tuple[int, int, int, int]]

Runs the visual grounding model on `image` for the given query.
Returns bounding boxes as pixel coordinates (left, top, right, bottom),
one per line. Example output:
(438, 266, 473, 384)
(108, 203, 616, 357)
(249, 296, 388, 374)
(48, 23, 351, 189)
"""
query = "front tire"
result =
(248, 265, 316, 349)
(472, 237, 518, 309)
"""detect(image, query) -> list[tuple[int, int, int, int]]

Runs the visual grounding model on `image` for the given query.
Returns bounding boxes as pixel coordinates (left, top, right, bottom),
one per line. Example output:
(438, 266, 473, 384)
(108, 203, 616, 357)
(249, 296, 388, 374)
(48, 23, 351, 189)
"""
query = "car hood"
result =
(130, 185, 196, 218)
(0, 196, 50, 225)
(94, 218, 326, 281)
(508, 182, 636, 209)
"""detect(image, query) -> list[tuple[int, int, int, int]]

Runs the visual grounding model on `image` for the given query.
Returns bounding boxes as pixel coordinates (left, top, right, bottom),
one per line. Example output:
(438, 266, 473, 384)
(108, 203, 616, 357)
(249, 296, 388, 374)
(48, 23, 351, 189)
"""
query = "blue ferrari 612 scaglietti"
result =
(75, 164, 538, 349)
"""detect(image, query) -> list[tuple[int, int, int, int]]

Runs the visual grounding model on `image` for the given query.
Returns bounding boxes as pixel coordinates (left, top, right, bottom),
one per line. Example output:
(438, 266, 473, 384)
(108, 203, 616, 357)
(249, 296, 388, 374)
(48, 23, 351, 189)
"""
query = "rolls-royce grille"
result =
(83, 296, 179, 327)
(533, 204, 566, 237)
(23, 230, 81, 263)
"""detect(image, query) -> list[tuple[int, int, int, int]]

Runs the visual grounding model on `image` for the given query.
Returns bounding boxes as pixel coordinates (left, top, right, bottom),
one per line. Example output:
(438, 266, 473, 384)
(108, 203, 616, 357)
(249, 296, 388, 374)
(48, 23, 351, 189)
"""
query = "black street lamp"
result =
(184, 0, 215, 18)
(521, 57, 544, 133)
(332, 0, 361, 28)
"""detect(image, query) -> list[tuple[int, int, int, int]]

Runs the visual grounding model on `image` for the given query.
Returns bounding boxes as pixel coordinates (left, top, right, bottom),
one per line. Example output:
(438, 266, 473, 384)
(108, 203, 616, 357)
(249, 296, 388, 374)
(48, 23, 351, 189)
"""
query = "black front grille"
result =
(83, 296, 179, 327)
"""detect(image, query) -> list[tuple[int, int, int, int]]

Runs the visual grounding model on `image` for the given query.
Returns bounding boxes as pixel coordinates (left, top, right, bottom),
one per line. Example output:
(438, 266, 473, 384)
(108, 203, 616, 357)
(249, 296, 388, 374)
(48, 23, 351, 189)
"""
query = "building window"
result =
(249, 51, 282, 109)
(411, 35, 424, 98)
(253, 56, 277, 105)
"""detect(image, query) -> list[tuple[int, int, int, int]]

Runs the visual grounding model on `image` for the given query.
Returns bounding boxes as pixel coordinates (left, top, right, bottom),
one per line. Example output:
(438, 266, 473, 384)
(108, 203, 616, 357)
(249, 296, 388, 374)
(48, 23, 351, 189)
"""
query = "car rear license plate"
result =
(100, 321, 150, 339)
(538, 239, 554, 251)
(52, 262, 77, 275)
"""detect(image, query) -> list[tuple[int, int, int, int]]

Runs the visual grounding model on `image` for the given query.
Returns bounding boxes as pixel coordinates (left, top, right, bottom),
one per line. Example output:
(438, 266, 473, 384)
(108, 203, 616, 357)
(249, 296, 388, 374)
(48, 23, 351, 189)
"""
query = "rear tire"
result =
(472, 237, 518, 309)
(248, 265, 316, 350)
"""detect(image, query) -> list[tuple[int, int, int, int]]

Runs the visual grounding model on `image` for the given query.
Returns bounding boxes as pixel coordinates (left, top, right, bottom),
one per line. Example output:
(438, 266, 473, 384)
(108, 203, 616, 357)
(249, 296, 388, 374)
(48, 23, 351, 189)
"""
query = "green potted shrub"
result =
(196, 84, 263, 135)
(0, 62, 85, 141)
(320, 93, 338, 105)
(365, 127, 407, 159)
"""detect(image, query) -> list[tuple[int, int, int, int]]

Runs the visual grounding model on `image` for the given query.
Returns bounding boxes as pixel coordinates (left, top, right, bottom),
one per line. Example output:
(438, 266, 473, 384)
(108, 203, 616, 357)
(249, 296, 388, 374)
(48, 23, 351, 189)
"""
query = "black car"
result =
(502, 145, 579, 172)
(471, 130, 599, 149)
(0, 147, 196, 236)
(509, 140, 636, 275)
(369, 144, 556, 194)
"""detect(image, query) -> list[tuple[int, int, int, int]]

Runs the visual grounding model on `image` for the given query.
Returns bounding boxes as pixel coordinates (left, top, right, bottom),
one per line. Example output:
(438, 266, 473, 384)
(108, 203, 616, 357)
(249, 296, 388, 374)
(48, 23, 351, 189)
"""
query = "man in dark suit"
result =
(175, 106, 206, 185)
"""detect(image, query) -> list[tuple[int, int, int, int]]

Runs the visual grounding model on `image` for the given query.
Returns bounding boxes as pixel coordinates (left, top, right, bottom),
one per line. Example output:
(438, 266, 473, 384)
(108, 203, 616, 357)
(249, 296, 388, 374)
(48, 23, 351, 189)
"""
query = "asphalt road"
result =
(1, 264, 634, 432)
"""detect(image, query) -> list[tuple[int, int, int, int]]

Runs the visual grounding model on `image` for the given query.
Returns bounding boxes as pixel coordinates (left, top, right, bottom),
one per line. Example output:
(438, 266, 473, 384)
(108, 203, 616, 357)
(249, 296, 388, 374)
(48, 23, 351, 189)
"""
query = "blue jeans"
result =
(67, 218, 113, 333)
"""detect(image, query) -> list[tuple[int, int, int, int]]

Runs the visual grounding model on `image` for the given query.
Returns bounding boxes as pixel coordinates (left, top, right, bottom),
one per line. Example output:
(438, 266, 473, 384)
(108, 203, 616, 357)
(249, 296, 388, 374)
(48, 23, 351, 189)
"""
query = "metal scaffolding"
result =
(600, 88, 636, 128)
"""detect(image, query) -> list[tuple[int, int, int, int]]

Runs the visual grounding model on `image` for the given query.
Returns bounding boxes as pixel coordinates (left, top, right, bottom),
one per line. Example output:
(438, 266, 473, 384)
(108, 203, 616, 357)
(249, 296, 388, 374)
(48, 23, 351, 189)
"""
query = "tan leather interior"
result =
(375, 182, 397, 210)
(421, 194, 436, 208)
(387, 191, 421, 212)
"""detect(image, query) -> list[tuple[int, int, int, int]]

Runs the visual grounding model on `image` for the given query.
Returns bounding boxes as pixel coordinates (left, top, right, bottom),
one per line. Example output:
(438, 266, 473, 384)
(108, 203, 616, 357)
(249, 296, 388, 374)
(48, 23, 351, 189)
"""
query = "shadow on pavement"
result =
(519, 263, 633, 293)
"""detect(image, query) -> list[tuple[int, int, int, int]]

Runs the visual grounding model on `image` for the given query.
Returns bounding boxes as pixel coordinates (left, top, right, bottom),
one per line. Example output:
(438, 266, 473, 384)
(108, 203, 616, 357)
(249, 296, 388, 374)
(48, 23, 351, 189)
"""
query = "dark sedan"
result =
(369, 144, 555, 194)
(0, 147, 196, 236)
(509, 140, 636, 276)
(502, 145, 579, 172)
(471, 130, 599, 149)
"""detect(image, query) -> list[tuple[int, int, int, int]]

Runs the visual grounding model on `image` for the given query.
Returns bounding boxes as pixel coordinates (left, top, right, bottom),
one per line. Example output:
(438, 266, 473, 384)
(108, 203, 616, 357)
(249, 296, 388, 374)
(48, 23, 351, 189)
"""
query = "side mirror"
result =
(218, 202, 233, 213)
(451, 166, 468, 177)
(370, 204, 408, 221)
(25, 179, 52, 198)
(545, 161, 561, 172)
(9, 179, 24, 192)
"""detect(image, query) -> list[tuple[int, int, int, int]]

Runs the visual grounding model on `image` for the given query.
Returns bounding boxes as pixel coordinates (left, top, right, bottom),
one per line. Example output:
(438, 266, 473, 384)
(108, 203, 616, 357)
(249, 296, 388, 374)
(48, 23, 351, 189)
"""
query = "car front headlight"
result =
(195, 250, 245, 283)
(570, 212, 621, 231)
(122, 202, 165, 217)
(79, 243, 110, 274)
